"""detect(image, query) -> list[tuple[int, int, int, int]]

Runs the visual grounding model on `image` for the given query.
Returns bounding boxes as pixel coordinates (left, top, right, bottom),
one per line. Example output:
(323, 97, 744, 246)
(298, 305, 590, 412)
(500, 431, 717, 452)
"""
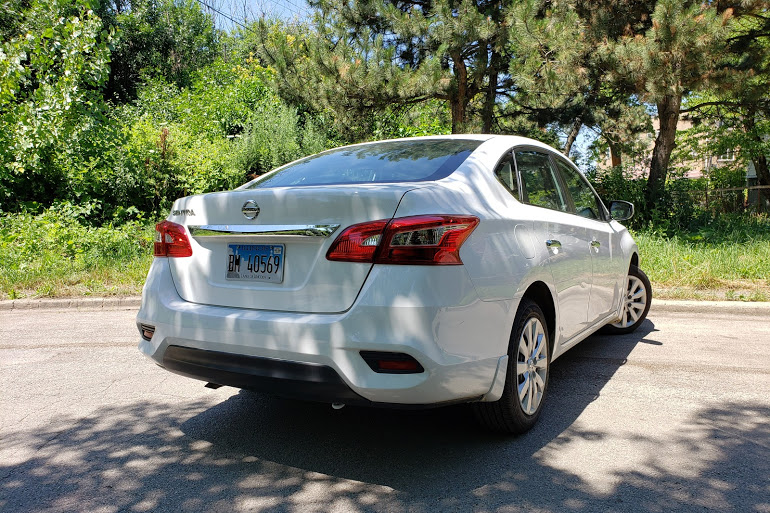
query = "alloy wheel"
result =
(516, 317, 548, 415)
(613, 274, 647, 329)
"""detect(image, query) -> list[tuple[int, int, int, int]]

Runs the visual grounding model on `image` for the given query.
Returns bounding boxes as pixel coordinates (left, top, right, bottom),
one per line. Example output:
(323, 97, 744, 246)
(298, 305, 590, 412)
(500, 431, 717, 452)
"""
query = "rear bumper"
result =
(162, 345, 367, 404)
(137, 258, 515, 405)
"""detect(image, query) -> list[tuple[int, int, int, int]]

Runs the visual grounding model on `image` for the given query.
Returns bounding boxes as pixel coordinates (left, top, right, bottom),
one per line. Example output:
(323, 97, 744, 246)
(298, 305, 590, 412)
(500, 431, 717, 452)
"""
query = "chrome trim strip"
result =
(188, 224, 340, 238)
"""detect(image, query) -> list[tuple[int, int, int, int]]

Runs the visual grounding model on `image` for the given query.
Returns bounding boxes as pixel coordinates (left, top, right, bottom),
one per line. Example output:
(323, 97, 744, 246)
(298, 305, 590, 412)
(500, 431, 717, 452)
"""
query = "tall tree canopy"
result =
(682, 0, 770, 203)
(262, 0, 514, 135)
(99, 0, 220, 102)
(610, 0, 733, 207)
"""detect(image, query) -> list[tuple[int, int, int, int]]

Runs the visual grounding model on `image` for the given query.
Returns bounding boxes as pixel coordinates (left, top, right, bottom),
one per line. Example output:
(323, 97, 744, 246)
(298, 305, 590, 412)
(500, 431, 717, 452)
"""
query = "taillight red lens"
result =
(153, 220, 193, 257)
(326, 220, 389, 262)
(377, 215, 479, 265)
(326, 215, 478, 265)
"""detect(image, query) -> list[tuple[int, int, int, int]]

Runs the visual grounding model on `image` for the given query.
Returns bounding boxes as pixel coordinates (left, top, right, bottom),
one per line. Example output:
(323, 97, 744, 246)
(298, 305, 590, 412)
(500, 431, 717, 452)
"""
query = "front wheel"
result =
(474, 298, 551, 435)
(604, 265, 652, 334)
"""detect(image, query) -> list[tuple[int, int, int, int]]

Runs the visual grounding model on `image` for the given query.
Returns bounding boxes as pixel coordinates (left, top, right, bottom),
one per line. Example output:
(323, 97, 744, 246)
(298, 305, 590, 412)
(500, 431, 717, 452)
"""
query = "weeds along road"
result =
(1, 302, 769, 513)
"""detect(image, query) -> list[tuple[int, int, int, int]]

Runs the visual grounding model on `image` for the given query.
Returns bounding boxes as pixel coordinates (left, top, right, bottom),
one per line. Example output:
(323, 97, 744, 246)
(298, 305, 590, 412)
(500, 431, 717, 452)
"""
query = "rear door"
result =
(514, 149, 592, 342)
(551, 156, 623, 323)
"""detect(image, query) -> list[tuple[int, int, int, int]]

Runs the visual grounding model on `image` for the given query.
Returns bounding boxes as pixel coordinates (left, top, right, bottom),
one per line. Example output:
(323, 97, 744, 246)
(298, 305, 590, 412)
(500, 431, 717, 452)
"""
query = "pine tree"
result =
(262, 0, 513, 135)
(610, 0, 733, 208)
(505, 0, 654, 158)
(683, 1, 770, 205)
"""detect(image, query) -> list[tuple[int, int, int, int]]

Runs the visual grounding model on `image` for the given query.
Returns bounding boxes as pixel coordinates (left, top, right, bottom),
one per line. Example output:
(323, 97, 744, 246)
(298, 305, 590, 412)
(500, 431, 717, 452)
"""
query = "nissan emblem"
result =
(241, 200, 260, 220)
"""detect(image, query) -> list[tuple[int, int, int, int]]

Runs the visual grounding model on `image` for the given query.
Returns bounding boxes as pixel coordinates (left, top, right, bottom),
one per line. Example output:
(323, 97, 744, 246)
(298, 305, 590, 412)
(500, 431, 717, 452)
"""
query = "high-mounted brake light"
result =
(326, 215, 478, 265)
(154, 220, 193, 257)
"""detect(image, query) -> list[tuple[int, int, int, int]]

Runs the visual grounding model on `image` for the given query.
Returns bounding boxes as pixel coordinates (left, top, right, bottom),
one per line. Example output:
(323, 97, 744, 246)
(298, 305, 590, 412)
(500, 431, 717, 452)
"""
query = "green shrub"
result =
(0, 209, 154, 299)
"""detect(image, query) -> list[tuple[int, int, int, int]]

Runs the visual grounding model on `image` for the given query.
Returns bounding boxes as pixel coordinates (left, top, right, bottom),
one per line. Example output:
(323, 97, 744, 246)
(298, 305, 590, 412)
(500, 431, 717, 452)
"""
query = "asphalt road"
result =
(1, 303, 768, 513)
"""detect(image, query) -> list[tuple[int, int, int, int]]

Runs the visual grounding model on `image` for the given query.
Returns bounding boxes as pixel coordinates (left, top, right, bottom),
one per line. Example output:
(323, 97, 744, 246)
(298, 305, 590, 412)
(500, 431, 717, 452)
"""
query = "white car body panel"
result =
(137, 134, 641, 407)
(139, 257, 510, 404)
(166, 185, 416, 313)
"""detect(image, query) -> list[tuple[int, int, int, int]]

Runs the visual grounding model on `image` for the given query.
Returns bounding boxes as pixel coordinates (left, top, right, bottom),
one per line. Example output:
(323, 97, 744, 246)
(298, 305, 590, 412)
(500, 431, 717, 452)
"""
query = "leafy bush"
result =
(588, 166, 737, 234)
(0, 209, 154, 299)
(372, 101, 452, 140)
(0, 0, 113, 210)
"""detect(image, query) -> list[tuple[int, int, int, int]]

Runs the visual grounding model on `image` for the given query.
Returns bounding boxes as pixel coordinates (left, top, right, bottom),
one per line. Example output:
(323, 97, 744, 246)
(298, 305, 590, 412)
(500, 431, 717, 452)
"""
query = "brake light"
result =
(154, 220, 193, 257)
(326, 215, 478, 265)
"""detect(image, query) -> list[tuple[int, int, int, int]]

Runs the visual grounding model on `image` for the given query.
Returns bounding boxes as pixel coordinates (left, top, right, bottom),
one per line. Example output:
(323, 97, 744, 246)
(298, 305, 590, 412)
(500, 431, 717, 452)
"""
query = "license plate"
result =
(226, 244, 284, 283)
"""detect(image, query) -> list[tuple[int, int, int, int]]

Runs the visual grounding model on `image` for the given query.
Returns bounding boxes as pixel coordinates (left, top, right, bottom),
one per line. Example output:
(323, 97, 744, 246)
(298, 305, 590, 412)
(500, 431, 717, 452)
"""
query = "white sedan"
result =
(137, 134, 651, 434)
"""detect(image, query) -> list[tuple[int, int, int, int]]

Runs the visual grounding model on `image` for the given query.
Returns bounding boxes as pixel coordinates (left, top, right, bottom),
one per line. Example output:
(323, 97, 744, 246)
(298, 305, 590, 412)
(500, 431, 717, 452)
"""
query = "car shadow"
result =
(3, 319, 768, 512)
(177, 320, 660, 492)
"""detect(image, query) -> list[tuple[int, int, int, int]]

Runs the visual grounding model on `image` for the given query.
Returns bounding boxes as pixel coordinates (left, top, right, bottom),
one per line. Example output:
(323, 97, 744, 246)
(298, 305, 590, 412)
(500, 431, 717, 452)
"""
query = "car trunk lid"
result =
(166, 186, 413, 313)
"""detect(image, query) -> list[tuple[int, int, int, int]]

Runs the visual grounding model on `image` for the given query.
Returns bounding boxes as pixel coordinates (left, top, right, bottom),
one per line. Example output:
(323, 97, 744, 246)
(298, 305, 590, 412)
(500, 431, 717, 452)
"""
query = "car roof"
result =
(337, 134, 561, 153)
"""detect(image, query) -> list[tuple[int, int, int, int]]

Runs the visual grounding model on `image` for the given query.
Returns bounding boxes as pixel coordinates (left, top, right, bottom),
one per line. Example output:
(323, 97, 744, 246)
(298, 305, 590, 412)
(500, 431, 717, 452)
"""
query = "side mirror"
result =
(609, 200, 634, 221)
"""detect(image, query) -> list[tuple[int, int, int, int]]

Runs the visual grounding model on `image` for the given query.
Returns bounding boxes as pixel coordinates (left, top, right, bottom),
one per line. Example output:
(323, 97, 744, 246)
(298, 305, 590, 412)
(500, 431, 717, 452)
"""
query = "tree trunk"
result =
(482, 50, 500, 133)
(450, 52, 469, 134)
(753, 155, 770, 207)
(646, 94, 681, 209)
(744, 108, 770, 206)
(563, 117, 582, 156)
(609, 142, 622, 167)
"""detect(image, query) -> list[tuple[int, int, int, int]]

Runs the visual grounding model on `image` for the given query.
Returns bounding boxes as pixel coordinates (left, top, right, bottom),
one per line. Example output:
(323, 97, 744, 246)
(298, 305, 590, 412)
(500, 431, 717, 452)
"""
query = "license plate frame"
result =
(225, 243, 285, 283)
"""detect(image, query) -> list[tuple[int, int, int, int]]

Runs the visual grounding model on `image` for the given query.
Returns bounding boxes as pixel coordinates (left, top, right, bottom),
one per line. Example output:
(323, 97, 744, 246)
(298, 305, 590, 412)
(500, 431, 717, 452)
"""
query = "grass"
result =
(634, 214, 770, 302)
(1, 212, 769, 302)
(0, 212, 154, 300)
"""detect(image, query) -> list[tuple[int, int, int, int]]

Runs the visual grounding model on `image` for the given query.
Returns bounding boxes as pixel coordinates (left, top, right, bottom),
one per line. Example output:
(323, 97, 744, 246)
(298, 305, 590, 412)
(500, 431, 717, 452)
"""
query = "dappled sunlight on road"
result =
(2, 315, 767, 512)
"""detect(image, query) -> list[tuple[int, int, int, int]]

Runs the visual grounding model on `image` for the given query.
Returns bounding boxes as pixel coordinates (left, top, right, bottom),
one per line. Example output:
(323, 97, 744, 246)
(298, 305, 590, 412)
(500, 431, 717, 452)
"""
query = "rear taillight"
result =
(154, 220, 193, 257)
(326, 219, 388, 262)
(326, 215, 478, 265)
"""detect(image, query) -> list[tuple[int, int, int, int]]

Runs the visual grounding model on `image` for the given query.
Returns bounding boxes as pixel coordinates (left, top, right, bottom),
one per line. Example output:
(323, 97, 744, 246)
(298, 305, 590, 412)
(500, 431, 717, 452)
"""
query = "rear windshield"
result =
(243, 139, 482, 188)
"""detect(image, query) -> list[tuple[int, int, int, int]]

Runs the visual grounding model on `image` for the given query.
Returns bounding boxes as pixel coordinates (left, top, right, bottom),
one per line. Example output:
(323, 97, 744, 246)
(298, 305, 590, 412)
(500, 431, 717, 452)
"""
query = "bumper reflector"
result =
(360, 351, 425, 374)
(139, 324, 155, 341)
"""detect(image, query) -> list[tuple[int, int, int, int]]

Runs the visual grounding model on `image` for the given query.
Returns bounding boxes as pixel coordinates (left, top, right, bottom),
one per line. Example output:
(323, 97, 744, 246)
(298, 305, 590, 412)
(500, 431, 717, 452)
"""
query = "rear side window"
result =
(515, 150, 568, 212)
(493, 153, 519, 199)
(244, 139, 482, 188)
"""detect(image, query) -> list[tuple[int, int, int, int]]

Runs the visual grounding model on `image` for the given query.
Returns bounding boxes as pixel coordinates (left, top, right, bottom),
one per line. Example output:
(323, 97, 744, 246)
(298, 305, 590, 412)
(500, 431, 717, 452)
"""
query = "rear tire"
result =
(474, 298, 551, 435)
(603, 265, 652, 335)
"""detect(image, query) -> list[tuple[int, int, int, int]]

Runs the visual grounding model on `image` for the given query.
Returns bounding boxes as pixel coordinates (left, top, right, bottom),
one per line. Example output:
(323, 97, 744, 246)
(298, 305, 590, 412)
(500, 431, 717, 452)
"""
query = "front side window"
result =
(515, 150, 568, 212)
(554, 158, 605, 220)
(243, 139, 482, 188)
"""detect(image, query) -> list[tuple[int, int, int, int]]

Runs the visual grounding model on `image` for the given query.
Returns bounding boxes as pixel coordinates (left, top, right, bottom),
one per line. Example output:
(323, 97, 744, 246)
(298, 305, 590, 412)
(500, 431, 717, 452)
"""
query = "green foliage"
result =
(96, 58, 327, 216)
(589, 166, 714, 233)
(635, 214, 770, 301)
(372, 101, 452, 140)
(104, 0, 220, 102)
(0, 209, 154, 299)
(257, 0, 510, 135)
(0, 0, 113, 207)
(611, 1, 731, 101)
(233, 101, 302, 177)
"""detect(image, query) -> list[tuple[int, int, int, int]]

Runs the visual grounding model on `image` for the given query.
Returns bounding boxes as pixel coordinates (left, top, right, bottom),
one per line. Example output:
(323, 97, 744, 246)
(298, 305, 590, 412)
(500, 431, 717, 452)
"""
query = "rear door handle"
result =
(545, 240, 562, 249)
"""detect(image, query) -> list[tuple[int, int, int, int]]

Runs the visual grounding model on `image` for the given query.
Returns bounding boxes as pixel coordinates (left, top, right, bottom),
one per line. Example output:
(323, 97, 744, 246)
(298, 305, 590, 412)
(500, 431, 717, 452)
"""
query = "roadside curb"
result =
(1, 296, 768, 314)
(651, 299, 770, 314)
(0, 297, 142, 311)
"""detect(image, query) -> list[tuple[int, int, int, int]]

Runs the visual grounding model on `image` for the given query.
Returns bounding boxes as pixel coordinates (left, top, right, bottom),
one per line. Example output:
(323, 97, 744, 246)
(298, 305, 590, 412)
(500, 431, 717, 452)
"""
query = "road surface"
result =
(1, 303, 768, 512)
